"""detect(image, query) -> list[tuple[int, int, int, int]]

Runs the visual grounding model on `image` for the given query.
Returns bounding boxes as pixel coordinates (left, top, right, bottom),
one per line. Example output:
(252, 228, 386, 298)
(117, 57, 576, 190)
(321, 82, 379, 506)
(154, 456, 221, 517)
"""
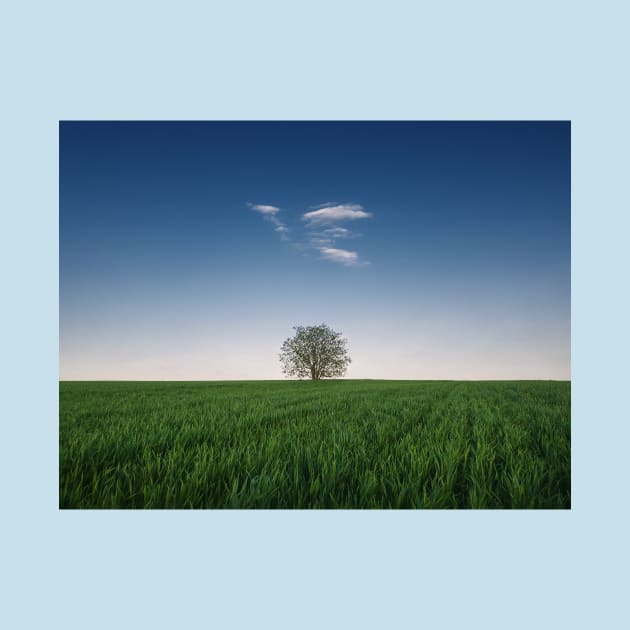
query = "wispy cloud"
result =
(249, 201, 372, 262)
(302, 203, 372, 227)
(319, 247, 365, 266)
(249, 203, 280, 215)
(303, 203, 373, 264)
(248, 202, 289, 240)
(322, 227, 353, 238)
(308, 201, 339, 210)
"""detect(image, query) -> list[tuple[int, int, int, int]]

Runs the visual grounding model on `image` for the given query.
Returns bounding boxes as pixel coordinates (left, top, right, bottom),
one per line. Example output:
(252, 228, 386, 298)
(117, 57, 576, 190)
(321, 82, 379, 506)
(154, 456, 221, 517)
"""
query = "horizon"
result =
(60, 121, 570, 380)
(60, 378, 571, 382)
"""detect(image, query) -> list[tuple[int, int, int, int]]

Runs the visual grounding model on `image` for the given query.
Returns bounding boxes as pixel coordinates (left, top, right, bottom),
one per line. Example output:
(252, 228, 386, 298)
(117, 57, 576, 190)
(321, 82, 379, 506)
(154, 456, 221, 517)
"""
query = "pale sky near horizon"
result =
(60, 121, 570, 380)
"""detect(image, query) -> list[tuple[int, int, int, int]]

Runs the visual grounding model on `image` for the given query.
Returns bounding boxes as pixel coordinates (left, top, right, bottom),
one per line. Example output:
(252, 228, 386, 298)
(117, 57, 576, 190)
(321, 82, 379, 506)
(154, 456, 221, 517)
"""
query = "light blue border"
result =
(2, 1, 629, 628)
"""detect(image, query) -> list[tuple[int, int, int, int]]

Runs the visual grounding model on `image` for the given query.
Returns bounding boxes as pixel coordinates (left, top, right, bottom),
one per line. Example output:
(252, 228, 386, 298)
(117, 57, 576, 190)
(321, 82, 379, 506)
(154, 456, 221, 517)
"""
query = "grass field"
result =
(59, 380, 570, 509)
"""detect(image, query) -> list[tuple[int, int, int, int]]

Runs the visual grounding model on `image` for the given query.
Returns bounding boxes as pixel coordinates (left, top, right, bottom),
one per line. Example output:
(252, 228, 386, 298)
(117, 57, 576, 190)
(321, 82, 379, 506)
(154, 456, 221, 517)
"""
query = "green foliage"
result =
(59, 380, 570, 509)
(279, 324, 350, 380)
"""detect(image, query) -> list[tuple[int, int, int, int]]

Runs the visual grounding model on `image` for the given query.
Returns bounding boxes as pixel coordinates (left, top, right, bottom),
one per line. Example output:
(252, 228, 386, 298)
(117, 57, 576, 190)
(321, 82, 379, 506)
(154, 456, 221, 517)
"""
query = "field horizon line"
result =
(59, 378, 571, 383)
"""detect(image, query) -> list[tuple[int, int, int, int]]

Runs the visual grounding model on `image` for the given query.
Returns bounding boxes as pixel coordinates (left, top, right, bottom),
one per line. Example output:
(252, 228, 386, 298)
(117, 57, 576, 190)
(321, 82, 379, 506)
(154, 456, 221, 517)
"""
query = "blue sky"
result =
(60, 121, 570, 380)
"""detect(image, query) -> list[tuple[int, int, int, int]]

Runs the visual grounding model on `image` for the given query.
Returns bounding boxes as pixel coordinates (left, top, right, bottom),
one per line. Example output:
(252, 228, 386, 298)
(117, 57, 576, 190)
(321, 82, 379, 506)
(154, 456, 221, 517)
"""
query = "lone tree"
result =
(279, 324, 351, 380)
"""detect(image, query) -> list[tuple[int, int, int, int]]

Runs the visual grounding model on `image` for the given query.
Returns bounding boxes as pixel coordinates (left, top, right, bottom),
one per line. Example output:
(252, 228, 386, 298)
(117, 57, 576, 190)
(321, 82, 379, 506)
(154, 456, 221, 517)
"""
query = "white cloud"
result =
(248, 203, 290, 240)
(249, 200, 372, 261)
(319, 247, 362, 266)
(308, 201, 339, 209)
(302, 203, 372, 226)
(249, 203, 280, 215)
(322, 227, 353, 238)
(274, 225, 290, 240)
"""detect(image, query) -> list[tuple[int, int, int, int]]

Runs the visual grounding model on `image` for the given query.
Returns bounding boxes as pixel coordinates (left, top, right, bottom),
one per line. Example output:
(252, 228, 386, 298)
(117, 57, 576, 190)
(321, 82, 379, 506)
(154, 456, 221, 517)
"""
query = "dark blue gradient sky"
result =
(60, 121, 570, 379)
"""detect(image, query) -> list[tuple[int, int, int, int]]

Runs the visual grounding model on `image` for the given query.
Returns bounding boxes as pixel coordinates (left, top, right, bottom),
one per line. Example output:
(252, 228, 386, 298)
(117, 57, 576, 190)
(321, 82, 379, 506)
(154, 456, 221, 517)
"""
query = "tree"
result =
(279, 324, 351, 380)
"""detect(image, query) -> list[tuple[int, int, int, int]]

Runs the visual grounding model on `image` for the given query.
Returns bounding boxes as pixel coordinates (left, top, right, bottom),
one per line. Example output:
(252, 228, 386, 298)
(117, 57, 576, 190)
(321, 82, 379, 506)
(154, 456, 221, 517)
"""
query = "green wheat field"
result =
(59, 380, 570, 509)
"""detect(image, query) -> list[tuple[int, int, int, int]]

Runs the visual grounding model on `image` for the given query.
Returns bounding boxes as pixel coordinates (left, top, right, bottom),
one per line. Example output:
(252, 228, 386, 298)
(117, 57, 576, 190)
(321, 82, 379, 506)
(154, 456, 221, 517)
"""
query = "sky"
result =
(60, 121, 570, 380)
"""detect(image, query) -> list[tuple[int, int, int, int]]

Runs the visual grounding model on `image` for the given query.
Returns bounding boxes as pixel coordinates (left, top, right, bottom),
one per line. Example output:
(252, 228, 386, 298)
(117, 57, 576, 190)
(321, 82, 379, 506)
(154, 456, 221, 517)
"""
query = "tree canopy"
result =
(279, 324, 351, 380)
